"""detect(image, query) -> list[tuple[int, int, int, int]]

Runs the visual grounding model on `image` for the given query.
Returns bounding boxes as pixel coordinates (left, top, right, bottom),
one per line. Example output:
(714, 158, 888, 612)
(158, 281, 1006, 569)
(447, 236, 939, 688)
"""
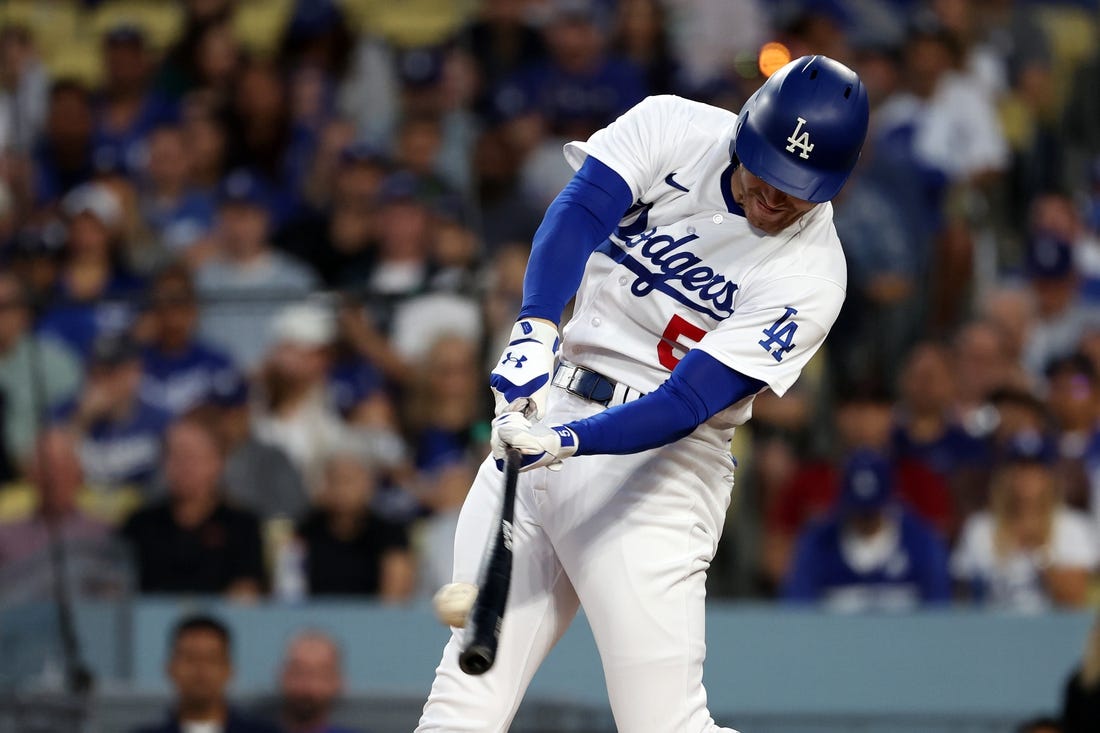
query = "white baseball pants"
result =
(417, 390, 741, 733)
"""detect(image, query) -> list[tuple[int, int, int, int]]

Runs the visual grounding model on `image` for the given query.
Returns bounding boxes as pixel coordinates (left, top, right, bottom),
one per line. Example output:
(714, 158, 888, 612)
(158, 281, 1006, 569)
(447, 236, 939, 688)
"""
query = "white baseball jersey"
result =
(419, 94, 850, 733)
(561, 94, 846, 435)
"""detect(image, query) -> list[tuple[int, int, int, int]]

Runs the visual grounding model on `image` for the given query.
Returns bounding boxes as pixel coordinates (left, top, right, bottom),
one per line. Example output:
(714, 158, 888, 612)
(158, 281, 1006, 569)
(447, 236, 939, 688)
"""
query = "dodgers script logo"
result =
(612, 228, 738, 321)
(785, 117, 814, 160)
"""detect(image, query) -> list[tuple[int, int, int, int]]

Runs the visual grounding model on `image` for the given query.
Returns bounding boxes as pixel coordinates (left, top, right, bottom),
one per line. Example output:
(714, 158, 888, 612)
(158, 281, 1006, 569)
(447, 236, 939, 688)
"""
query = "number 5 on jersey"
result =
(658, 315, 707, 370)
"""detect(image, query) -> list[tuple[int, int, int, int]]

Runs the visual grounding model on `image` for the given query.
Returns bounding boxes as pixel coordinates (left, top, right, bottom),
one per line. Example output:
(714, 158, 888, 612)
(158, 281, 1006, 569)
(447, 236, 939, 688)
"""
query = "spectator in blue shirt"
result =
(93, 24, 179, 176)
(139, 264, 244, 418)
(54, 334, 171, 489)
(138, 124, 216, 254)
(277, 631, 368, 733)
(133, 614, 279, 733)
(37, 182, 145, 359)
(783, 450, 952, 611)
(491, 0, 648, 140)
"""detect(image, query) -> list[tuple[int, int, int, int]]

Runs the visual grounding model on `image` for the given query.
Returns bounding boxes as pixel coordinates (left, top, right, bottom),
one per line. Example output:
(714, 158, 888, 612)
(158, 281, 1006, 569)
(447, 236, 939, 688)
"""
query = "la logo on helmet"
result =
(785, 117, 814, 160)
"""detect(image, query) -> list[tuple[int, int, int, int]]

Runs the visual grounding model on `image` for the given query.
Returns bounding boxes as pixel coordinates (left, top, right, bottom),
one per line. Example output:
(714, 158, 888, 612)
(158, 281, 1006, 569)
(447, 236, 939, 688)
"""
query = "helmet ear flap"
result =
(731, 55, 869, 203)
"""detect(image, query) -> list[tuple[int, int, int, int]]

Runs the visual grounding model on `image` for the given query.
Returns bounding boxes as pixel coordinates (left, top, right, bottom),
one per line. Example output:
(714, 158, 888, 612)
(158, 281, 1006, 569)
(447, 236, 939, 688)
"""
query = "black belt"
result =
(552, 363, 646, 407)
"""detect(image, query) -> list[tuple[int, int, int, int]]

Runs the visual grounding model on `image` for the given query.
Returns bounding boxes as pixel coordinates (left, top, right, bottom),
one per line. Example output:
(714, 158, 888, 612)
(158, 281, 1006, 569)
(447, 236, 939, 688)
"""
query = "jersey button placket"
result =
(590, 317, 601, 327)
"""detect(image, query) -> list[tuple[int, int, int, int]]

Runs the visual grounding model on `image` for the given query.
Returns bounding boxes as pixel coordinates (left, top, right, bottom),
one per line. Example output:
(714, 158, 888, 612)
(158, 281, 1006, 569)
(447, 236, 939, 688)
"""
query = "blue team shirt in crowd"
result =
(32, 143, 95, 205)
(328, 357, 385, 417)
(493, 57, 648, 129)
(141, 341, 245, 416)
(141, 190, 216, 252)
(37, 273, 147, 360)
(92, 92, 180, 175)
(784, 509, 952, 610)
(52, 397, 173, 488)
(891, 421, 991, 479)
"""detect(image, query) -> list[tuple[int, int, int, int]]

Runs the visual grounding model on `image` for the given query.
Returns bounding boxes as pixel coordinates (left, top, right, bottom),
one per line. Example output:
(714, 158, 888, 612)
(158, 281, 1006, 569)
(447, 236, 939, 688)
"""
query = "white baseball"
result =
(432, 582, 478, 628)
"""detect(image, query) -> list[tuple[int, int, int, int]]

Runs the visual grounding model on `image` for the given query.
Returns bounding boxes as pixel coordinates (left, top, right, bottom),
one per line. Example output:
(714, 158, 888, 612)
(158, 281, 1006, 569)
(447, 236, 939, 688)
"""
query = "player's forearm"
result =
(565, 350, 765, 456)
(518, 157, 632, 323)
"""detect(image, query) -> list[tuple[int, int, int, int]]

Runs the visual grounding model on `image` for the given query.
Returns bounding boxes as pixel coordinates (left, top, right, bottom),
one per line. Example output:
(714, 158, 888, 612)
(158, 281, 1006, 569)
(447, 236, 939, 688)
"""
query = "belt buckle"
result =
(566, 368, 590, 399)
(570, 367, 614, 406)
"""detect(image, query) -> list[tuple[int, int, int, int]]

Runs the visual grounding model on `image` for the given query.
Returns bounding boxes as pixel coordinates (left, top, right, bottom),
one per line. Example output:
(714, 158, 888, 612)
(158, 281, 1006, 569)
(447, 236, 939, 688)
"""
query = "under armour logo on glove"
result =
(490, 319, 561, 420)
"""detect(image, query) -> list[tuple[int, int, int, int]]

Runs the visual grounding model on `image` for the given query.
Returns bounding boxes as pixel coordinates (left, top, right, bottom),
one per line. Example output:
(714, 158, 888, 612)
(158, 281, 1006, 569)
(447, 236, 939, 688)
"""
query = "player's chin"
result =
(748, 198, 804, 233)
(746, 211, 788, 235)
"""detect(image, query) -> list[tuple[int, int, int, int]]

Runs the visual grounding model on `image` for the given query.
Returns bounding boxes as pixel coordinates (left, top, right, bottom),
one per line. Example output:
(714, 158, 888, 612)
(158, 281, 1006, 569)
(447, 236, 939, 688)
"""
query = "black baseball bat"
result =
(459, 446, 522, 675)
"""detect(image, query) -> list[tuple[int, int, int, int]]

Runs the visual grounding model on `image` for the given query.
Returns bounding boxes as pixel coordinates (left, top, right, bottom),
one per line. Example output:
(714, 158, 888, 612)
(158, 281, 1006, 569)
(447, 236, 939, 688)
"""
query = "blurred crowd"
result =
(3, 0, 1100, 618)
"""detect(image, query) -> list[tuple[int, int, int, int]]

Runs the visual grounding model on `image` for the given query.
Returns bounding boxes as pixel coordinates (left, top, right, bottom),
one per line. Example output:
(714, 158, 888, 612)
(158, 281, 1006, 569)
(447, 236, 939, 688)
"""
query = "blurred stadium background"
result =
(3, 0, 1100, 731)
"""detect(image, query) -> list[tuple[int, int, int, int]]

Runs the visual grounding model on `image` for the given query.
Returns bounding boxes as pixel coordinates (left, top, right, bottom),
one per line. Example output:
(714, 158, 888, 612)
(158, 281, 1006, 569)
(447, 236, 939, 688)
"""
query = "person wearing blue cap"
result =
(51, 332, 173, 490)
(952, 431, 1099, 611)
(783, 450, 951, 611)
(1021, 227, 1099, 378)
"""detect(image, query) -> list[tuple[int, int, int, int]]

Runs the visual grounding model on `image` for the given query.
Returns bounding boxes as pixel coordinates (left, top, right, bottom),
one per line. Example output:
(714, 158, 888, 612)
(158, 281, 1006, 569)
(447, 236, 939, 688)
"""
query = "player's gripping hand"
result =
(489, 318, 560, 420)
(491, 412, 578, 472)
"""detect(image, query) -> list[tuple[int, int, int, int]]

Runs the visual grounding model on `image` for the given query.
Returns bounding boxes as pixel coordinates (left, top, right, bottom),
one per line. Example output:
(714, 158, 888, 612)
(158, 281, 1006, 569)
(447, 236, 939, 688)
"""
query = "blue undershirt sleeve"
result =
(518, 156, 634, 323)
(565, 349, 766, 456)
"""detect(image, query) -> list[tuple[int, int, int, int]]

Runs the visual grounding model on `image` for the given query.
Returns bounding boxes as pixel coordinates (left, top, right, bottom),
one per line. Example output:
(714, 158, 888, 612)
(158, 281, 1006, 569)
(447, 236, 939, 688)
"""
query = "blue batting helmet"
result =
(732, 55, 869, 203)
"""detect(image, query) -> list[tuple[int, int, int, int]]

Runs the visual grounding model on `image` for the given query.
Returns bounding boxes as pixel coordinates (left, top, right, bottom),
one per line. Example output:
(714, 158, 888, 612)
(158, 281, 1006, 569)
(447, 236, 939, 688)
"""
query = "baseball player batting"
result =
(418, 55, 869, 732)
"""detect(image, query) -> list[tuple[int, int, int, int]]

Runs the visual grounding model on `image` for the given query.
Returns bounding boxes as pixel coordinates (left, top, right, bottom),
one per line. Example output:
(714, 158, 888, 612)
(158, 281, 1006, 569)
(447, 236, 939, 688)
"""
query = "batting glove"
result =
(489, 319, 560, 420)
(491, 412, 578, 472)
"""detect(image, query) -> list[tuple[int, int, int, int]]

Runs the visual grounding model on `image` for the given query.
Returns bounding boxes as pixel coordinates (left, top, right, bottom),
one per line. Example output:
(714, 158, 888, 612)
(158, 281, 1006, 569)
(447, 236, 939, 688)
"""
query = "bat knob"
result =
(458, 646, 494, 676)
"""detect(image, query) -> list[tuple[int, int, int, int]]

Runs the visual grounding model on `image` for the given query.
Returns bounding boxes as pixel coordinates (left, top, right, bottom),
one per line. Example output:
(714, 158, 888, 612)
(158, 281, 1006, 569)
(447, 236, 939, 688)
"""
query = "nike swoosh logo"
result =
(664, 172, 689, 192)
